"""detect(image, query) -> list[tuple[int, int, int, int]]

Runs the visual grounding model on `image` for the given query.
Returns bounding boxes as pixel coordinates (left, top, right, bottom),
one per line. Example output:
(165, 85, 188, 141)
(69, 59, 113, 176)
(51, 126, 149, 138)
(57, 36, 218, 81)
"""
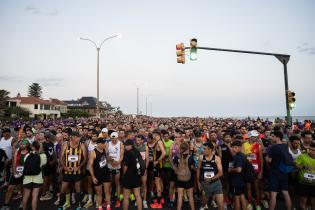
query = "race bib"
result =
(229, 162, 234, 168)
(247, 153, 256, 160)
(68, 155, 79, 162)
(222, 147, 227, 151)
(140, 152, 146, 160)
(304, 172, 315, 180)
(204, 171, 214, 179)
(252, 164, 259, 170)
(99, 159, 107, 168)
(16, 166, 24, 173)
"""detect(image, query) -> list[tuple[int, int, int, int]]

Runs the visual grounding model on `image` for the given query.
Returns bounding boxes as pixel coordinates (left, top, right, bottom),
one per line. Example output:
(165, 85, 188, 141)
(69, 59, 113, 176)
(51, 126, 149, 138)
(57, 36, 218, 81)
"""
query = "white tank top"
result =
(86, 140, 97, 169)
(0, 136, 13, 160)
(108, 141, 121, 169)
(289, 147, 301, 160)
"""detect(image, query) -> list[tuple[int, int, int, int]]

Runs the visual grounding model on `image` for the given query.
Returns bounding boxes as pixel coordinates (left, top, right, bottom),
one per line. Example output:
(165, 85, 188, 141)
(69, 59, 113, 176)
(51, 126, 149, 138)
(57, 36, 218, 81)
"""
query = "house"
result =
(7, 96, 61, 119)
(48, 98, 67, 114)
(63, 96, 106, 116)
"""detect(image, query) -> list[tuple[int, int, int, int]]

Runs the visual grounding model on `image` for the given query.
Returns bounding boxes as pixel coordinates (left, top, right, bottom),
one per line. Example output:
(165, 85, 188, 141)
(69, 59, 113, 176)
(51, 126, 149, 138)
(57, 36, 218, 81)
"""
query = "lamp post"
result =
(79, 33, 122, 118)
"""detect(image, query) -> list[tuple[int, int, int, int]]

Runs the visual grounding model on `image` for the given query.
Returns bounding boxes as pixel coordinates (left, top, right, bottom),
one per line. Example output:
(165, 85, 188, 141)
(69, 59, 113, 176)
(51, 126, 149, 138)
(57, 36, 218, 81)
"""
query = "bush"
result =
(4, 107, 30, 118)
(63, 109, 91, 118)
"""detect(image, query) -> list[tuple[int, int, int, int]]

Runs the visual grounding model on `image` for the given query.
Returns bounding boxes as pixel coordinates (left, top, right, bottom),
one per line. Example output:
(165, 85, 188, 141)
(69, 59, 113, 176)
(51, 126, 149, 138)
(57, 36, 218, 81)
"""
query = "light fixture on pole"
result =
(79, 33, 122, 118)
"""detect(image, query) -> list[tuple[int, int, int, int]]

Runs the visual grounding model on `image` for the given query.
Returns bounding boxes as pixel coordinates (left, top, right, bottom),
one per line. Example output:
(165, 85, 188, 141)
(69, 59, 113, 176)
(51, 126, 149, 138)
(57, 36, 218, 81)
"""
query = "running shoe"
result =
(83, 199, 93, 208)
(143, 200, 148, 209)
(114, 200, 121, 208)
(150, 202, 162, 209)
(62, 201, 71, 210)
(247, 203, 254, 210)
(40, 193, 53, 201)
(160, 197, 165, 205)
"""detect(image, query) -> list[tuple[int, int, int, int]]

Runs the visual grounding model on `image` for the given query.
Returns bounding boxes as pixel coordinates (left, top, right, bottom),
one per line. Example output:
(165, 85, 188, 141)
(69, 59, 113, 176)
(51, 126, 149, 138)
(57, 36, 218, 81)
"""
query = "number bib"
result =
(68, 155, 79, 162)
(247, 153, 256, 160)
(229, 162, 234, 168)
(204, 171, 214, 179)
(304, 173, 315, 180)
(252, 164, 259, 170)
(99, 159, 107, 168)
(140, 152, 146, 160)
(16, 166, 24, 173)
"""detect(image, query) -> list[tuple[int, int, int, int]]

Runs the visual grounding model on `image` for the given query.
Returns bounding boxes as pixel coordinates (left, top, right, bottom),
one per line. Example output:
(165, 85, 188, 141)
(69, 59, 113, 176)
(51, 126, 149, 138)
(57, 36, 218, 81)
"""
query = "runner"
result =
(134, 134, 149, 208)
(295, 142, 315, 210)
(82, 129, 98, 208)
(58, 131, 87, 210)
(107, 130, 124, 208)
(242, 130, 263, 210)
(150, 129, 166, 209)
(172, 142, 195, 210)
(122, 139, 143, 210)
(88, 137, 112, 210)
(22, 141, 46, 210)
(1, 139, 29, 210)
(229, 140, 247, 210)
(197, 142, 224, 210)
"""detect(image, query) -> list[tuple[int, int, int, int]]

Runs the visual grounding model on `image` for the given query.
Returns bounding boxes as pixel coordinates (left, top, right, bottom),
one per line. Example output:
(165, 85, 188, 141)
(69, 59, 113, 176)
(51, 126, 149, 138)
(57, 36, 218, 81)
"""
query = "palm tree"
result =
(28, 83, 42, 98)
(0, 89, 10, 110)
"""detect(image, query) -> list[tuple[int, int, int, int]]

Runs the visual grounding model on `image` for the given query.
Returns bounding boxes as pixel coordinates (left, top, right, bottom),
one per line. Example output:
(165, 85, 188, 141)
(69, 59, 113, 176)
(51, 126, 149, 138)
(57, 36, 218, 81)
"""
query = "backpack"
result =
(242, 157, 255, 183)
(23, 153, 41, 176)
(176, 156, 191, 182)
(134, 150, 146, 177)
(278, 145, 294, 174)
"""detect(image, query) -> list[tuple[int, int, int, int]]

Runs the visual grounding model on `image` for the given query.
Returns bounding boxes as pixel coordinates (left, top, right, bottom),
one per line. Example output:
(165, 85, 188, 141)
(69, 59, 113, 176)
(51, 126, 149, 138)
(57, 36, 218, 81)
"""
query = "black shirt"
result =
(268, 143, 288, 178)
(122, 149, 141, 189)
(230, 152, 246, 187)
(43, 141, 55, 162)
(221, 143, 233, 172)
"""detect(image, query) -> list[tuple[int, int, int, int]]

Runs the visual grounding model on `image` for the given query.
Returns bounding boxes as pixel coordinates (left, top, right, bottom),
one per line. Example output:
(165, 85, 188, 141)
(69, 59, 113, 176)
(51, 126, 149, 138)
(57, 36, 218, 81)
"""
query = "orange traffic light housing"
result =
(176, 43, 185, 64)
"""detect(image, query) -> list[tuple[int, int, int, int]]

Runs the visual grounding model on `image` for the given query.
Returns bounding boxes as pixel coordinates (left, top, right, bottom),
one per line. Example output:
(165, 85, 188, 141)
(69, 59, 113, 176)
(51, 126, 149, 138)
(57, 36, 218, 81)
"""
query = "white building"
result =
(7, 96, 61, 119)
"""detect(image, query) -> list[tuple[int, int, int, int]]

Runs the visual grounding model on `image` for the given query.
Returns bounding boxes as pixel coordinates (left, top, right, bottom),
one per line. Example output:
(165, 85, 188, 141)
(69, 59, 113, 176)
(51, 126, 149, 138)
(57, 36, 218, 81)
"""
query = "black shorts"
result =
(62, 173, 83, 183)
(176, 179, 194, 189)
(9, 175, 23, 186)
(298, 183, 315, 198)
(110, 168, 121, 175)
(42, 164, 55, 177)
(153, 166, 162, 178)
(94, 174, 112, 186)
(269, 175, 288, 192)
(162, 167, 176, 182)
(230, 185, 246, 196)
(23, 182, 42, 189)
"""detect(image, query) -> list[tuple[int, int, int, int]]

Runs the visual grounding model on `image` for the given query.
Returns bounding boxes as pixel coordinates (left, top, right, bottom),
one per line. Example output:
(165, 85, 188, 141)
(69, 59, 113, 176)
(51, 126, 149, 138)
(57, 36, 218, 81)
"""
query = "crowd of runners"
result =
(0, 115, 314, 210)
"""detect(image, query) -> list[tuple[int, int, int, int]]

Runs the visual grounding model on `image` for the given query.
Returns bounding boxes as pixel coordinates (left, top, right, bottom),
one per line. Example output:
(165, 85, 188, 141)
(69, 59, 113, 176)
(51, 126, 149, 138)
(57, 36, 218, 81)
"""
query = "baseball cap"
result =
(97, 138, 107, 144)
(231, 140, 242, 147)
(101, 128, 108, 133)
(248, 130, 260, 137)
(110, 131, 118, 139)
(124, 139, 134, 146)
(2, 128, 11, 133)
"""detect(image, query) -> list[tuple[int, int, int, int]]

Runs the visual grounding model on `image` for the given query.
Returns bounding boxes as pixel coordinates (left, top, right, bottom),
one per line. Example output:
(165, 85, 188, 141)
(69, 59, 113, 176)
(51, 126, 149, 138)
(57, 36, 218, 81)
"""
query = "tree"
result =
(4, 106, 30, 118)
(0, 89, 10, 110)
(28, 83, 42, 98)
(63, 109, 91, 118)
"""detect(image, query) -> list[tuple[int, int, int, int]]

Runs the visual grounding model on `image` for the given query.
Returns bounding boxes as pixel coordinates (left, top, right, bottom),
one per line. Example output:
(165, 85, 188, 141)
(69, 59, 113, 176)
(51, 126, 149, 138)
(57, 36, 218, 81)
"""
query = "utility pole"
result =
(137, 87, 139, 115)
(145, 96, 148, 116)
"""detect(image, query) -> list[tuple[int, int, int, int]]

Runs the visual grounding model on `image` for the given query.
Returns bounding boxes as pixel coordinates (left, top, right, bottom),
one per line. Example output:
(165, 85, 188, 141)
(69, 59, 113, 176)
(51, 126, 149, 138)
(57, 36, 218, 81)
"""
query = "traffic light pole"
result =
(189, 46, 292, 126)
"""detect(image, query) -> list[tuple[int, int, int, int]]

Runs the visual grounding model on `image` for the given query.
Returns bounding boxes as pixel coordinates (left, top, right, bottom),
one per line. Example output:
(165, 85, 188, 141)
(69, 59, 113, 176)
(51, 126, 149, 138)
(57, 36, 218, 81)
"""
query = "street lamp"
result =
(79, 33, 122, 118)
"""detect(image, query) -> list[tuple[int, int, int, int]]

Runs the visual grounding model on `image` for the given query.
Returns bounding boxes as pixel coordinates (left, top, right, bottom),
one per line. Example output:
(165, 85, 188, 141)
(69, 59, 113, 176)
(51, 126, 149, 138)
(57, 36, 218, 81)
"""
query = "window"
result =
(40, 104, 43, 110)
(34, 104, 38, 109)
(44, 105, 50, 110)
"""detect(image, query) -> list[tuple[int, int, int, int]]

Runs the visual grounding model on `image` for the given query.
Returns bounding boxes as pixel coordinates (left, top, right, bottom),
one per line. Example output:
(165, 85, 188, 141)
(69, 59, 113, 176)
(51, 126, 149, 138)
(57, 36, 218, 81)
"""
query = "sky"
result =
(1, 0, 315, 117)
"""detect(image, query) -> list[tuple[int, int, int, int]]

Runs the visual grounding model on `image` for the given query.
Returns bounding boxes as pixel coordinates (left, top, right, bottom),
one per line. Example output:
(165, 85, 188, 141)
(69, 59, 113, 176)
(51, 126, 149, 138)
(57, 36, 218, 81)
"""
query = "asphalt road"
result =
(0, 192, 289, 210)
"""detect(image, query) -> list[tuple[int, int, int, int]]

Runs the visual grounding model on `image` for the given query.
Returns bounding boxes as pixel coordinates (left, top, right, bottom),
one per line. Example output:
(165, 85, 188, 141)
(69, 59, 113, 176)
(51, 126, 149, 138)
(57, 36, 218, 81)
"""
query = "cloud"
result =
(36, 78, 63, 86)
(0, 75, 22, 82)
(25, 5, 41, 15)
(297, 43, 315, 55)
(49, 9, 59, 16)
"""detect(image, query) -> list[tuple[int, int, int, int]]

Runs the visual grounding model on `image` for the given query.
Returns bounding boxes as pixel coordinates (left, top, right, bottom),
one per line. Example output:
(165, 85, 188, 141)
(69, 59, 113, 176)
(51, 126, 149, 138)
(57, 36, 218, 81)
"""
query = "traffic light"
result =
(190, 38, 197, 61)
(176, 43, 185, 64)
(288, 91, 296, 109)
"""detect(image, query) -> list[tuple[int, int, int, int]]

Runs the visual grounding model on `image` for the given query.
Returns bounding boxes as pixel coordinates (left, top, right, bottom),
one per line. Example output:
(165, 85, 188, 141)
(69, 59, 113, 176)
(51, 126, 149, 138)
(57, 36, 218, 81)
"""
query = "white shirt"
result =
(0, 136, 13, 160)
(108, 141, 121, 169)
